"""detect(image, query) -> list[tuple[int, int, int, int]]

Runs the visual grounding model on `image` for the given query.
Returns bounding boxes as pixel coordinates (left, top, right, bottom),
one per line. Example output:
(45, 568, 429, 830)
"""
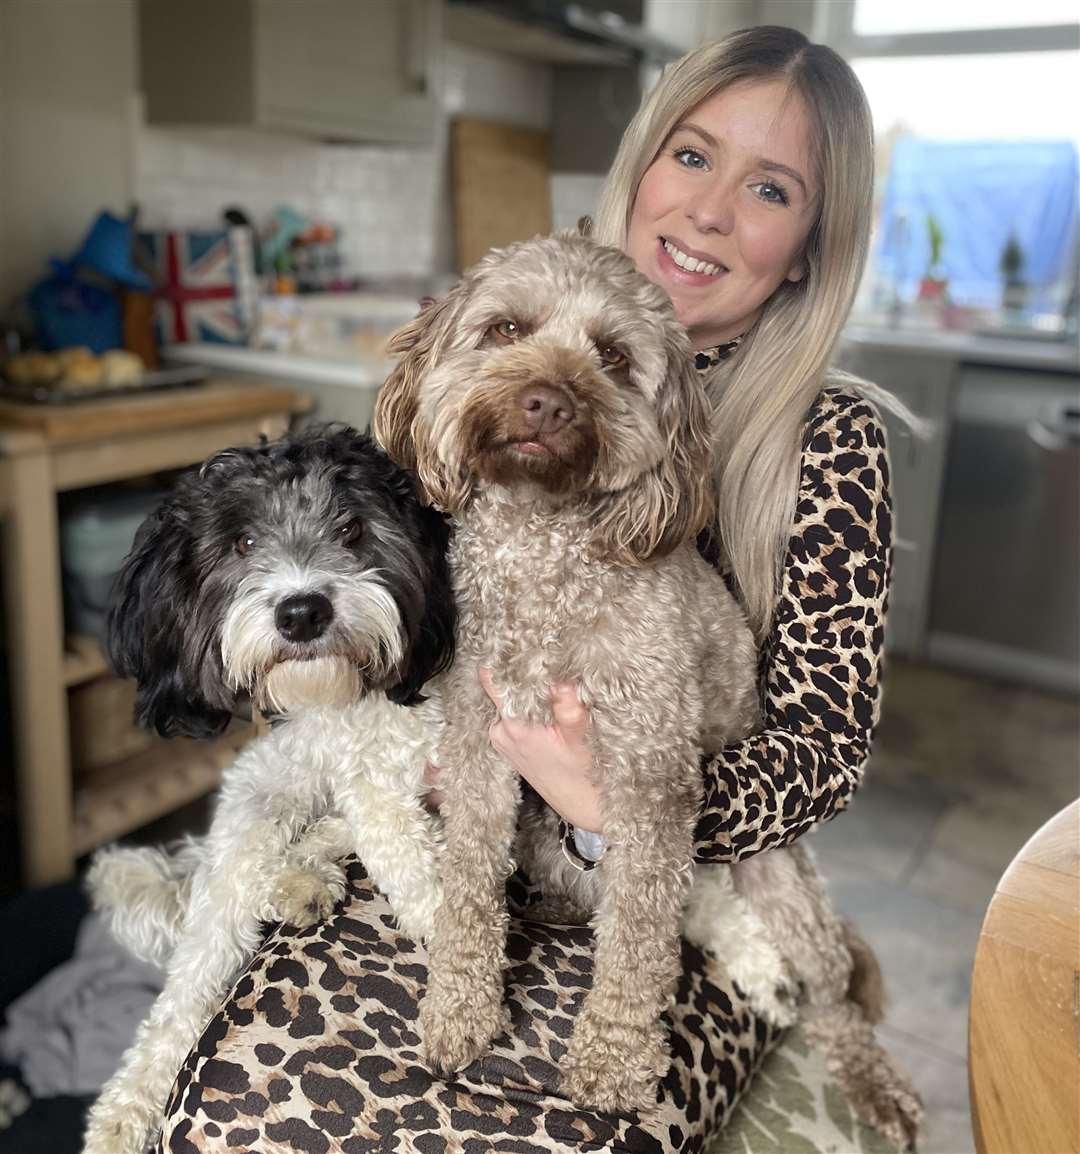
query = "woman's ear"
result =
(107, 499, 235, 738)
(592, 357, 714, 563)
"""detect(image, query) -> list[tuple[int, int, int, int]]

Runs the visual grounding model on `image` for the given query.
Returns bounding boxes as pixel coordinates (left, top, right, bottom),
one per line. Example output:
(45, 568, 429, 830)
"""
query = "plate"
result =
(0, 363, 209, 405)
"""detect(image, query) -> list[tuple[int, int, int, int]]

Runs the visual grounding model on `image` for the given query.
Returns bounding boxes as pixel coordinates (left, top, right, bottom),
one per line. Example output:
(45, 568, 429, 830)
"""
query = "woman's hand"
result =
(477, 666, 603, 833)
(423, 760, 445, 811)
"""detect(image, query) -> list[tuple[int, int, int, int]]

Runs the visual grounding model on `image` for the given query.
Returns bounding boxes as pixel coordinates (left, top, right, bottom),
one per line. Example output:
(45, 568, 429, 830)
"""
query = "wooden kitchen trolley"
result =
(0, 380, 311, 886)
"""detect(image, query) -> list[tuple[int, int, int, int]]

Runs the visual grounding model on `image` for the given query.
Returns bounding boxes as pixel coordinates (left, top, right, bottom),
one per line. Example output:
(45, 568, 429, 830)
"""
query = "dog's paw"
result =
(392, 902, 436, 945)
(732, 962, 801, 1029)
(82, 1101, 153, 1154)
(419, 972, 509, 1076)
(559, 1013, 669, 1114)
(271, 864, 345, 929)
(848, 1072, 924, 1153)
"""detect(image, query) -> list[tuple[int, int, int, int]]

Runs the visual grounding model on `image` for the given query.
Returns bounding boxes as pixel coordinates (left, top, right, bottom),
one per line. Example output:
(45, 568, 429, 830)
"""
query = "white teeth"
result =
(663, 239, 722, 277)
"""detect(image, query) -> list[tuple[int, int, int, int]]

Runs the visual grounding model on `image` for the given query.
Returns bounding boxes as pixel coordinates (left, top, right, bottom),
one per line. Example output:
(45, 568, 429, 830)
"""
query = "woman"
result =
(159, 26, 896, 1153)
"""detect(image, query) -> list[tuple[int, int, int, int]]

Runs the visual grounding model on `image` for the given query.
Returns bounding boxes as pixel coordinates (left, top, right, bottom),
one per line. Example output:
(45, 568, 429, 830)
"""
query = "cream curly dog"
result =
(374, 232, 922, 1148)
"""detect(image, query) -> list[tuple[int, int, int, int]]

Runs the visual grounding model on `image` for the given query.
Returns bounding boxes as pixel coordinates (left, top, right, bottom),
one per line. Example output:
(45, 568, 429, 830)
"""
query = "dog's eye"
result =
(337, 520, 362, 546)
(492, 319, 522, 342)
(235, 532, 257, 555)
(598, 345, 627, 368)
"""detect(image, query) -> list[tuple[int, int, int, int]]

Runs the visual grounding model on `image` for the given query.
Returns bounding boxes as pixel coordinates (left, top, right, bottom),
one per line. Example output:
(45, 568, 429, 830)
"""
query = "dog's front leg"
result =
(81, 814, 294, 1154)
(270, 814, 353, 929)
(682, 863, 798, 1027)
(559, 731, 700, 1114)
(420, 710, 519, 1076)
(337, 761, 443, 943)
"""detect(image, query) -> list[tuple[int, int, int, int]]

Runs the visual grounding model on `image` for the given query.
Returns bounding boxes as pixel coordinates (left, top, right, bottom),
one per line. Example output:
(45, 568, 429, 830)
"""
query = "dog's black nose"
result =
(520, 385, 575, 434)
(275, 593, 334, 642)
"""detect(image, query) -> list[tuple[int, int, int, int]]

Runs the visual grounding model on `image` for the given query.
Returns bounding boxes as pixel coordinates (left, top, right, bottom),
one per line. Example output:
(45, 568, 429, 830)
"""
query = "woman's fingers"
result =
(550, 683, 588, 741)
(423, 760, 445, 810)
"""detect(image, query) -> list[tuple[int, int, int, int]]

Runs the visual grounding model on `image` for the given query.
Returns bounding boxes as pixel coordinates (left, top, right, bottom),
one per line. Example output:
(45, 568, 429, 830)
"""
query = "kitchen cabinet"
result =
(834, 341, 955, 659)
(927, 365, 1080, 694)
(837, 324, 1080, 688)
(139, 0, 440, 145)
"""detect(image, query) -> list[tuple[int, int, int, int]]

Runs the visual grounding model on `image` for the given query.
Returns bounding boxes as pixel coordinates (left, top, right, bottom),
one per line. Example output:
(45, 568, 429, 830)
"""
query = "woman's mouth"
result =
(658, 237, 727, 284)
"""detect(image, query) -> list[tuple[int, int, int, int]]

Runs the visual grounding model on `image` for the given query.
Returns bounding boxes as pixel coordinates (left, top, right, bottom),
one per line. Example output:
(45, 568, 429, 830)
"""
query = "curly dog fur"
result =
(374, 232, 922, 1146)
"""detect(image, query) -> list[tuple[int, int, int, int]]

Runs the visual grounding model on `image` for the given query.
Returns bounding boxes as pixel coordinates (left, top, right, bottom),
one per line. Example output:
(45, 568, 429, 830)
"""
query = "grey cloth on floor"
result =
(0, 913, 162, 1097)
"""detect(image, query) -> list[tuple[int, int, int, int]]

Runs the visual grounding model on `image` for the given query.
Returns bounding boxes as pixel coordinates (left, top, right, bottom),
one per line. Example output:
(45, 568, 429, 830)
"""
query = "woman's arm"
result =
(694, 388, 893, 863)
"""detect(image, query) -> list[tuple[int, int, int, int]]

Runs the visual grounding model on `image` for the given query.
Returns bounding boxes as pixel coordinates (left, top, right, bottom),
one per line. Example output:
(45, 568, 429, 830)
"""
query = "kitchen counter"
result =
(842, 323, 1080, 374)
(163, 342, 391, 432)
(172, 326, 1080, 384)
(164, 342, 390, 388)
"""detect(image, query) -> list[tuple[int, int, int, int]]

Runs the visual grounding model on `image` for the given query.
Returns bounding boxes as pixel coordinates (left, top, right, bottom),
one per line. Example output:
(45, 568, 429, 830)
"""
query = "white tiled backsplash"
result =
(133, 42, 605, 281)
(551, 174, 606, 234)
(134, 125, 441, 280)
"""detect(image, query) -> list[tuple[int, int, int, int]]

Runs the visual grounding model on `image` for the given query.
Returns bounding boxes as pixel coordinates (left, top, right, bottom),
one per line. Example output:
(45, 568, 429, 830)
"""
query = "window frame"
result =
(813, 0, 1080, 58)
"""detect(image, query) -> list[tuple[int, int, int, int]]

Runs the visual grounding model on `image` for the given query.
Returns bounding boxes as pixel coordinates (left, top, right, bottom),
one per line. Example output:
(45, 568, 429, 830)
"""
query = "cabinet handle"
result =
(400, 0, 429, 95)
(1027, 411, 1080, 452)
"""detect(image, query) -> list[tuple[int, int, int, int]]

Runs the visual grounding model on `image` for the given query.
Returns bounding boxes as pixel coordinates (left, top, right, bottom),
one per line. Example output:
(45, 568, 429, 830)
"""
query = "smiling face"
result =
(626, 78, 819, 349)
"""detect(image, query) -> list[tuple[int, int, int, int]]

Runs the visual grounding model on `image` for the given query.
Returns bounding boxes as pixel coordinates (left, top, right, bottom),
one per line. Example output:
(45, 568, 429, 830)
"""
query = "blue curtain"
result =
(874, 138, 1078, 311)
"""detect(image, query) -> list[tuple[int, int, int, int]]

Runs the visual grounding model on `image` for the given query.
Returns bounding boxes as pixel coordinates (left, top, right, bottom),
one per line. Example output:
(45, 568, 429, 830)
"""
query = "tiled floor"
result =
(810, 658, 1080, 1154)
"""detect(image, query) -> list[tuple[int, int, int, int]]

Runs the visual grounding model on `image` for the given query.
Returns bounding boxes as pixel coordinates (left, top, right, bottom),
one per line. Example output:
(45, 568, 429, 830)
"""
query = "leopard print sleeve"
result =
(693, 387, 893, 864)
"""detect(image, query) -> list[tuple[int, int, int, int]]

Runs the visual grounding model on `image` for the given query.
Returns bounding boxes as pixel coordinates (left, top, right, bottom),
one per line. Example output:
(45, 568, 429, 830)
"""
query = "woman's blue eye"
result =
(751, 180, 789, 206)
(673, 146, 708, 171)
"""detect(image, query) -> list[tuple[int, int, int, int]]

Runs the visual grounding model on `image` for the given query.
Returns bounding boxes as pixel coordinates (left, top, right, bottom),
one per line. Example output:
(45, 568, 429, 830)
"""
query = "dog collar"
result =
(694, 336, 743, 371)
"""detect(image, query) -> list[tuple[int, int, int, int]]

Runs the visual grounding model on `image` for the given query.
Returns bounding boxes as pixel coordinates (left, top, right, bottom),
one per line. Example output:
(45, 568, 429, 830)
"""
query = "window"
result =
(852, 0, 1079, 37)
(819, 0, 1080, 327)
(817, 0, 1080, 56)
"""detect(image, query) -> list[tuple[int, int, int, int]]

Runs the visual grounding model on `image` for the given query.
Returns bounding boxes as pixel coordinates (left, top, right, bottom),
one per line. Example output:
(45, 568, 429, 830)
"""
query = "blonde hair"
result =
(594, 26, 877, 640)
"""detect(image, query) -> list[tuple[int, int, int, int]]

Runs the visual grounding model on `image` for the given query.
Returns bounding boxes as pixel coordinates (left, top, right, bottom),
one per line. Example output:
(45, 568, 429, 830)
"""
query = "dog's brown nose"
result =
(520, 385, 575, 434)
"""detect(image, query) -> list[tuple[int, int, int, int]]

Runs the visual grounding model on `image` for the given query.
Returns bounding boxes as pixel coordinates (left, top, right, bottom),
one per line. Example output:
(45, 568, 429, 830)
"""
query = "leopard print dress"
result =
(158, 386, 892, 1154)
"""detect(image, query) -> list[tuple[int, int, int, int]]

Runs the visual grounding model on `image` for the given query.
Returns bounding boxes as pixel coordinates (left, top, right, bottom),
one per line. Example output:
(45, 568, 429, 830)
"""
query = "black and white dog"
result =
(83, 425, 454, 1154)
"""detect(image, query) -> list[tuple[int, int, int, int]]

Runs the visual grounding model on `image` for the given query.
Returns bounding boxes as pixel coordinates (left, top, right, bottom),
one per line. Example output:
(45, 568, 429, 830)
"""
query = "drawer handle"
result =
(1028, 418, 1080, 451)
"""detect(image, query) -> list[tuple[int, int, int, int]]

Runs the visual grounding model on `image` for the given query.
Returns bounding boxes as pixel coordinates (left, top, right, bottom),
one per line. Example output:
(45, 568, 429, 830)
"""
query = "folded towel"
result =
(0, 913, 162, 1096)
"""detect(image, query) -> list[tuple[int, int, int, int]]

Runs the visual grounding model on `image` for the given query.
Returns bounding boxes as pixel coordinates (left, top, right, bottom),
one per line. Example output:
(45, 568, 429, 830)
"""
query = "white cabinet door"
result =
(255, 0, 438, 144)
(139, 0, 439, 145)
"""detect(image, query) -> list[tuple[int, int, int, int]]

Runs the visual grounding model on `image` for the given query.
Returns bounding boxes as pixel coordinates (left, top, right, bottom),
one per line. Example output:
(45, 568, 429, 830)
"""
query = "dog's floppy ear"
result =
(375, 290, 475, 513)
(385, 502, 456, 706)
(107, 498, 234, 738)
(374, 294, 457, 471)
(593, 356, 714, 563)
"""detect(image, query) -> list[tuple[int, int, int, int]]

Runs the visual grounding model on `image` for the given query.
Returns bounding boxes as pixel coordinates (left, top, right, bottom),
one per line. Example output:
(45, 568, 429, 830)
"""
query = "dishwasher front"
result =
(927, 363, 1080, 695)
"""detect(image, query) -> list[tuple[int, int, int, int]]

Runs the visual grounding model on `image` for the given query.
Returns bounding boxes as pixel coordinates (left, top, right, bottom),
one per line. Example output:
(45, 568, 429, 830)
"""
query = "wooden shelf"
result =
(72, 722, 253, 857)
(63, 633, 110, 688)
(0, 379, 307, 885)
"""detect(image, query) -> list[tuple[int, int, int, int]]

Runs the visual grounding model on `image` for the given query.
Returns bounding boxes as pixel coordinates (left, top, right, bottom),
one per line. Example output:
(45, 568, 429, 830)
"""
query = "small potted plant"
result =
(1000, 233, 1027, 314)
(918, 213, 948, 302)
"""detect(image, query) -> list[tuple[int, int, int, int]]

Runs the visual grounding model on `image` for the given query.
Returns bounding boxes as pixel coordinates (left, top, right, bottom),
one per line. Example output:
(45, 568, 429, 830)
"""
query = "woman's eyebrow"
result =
(759, 161, 808, 199)
(676, 122, 809, 199)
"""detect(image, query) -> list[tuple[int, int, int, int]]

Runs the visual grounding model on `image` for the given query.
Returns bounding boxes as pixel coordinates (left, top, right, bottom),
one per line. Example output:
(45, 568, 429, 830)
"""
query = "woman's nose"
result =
(685, 178, 735, 235)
